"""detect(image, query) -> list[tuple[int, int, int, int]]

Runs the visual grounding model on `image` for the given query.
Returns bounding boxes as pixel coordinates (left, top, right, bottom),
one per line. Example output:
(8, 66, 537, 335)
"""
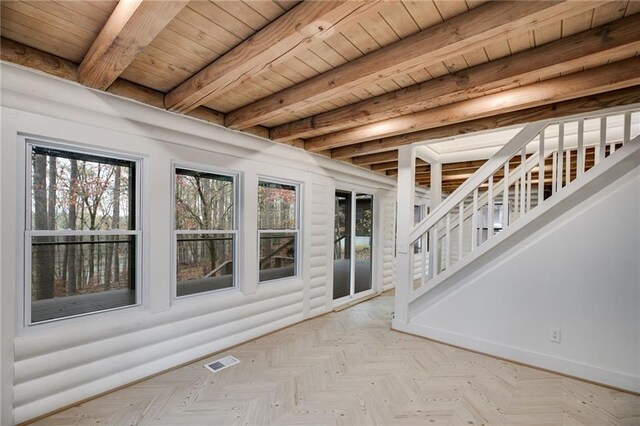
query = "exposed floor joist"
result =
(306, 57, 640, 151)
(164, 1, 385, 113)
(78, 0, 188, 90)
(330, 85, 640, 160)
(270, 13, 640, 142)
(224, 1, 606, 130)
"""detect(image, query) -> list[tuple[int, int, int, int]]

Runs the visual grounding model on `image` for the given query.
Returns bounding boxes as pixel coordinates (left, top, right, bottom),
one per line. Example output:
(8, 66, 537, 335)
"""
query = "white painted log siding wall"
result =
(0, 64, 397, 424)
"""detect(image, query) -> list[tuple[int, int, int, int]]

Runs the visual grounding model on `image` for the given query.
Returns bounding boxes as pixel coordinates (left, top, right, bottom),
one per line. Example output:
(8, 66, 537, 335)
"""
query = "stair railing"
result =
(409, 109, 639, 296)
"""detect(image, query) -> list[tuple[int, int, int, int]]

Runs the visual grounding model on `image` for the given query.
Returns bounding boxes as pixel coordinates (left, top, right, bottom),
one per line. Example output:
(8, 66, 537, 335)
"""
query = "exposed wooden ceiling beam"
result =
(271, 13, 640, 142)
(165, 1, 384, 114)
(330, 85, 640, 159)
(318, 58, 640, 151)
(307, 58, 640, 151)
(351, 151, 399, 166)
(225, 1, 603, 130)
(370, 161, 399, 172)
(78, 0, 188, 90)
(0, 38, 278, 138)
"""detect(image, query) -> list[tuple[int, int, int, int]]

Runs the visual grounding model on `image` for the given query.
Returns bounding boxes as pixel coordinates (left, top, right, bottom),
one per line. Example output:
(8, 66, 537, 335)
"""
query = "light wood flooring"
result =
(33, 292, 640, 425)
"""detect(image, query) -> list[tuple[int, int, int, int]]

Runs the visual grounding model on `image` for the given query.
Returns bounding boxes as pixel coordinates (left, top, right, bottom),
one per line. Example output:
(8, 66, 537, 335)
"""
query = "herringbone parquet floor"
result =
(34, 292, 640, 425)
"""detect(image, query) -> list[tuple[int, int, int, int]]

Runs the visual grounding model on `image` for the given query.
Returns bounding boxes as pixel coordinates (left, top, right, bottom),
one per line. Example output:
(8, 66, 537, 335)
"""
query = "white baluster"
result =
(551, 151, 557, 195)
(432, 225, 439, 276)
(488, 175, 494, 240)
(577, 119, 585, 177)
(565, 149, 571, 184)
(526, 171, 532, 212)
(445, 212, 451, 269)
(471, 188, 478, 250)
(557, 122, 564, 192)
(503, 162, 509, 227)
(421, 233, 427, 287)
(520, 147, 526, 214)
(458, 201, 464, 261)
(538, 133, 545, 205)
(623, 111, 631, 145)
(599, 116, 607, 161)
(514, 176, 520, 219)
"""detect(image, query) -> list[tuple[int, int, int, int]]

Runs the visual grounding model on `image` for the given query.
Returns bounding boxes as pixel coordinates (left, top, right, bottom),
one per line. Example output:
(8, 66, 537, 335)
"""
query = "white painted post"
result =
(577, 120, 585, 177)
(393, 145, 415, 324)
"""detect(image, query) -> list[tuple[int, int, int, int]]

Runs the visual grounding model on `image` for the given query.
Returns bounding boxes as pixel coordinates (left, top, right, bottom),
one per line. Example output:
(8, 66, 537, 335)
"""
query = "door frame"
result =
(332, 183, 378, 308)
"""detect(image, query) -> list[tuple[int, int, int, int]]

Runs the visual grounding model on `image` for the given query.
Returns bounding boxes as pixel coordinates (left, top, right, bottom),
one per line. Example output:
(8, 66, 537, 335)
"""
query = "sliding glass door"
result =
(354, 194, 373, 294)
(333, 191, 373, 301)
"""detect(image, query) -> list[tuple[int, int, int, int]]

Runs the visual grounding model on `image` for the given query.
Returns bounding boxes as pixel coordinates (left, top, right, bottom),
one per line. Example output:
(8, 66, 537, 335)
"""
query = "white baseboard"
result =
(392, 320, 640, 394)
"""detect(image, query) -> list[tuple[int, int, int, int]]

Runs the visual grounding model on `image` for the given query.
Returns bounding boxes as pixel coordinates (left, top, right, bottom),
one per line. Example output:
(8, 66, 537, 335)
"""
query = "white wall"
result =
(405, 168, 640, 392)
(0, 63, 398, 424)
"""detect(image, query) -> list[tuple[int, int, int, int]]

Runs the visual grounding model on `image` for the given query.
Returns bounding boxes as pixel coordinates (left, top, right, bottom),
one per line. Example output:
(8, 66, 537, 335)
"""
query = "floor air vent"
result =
(204, 355, 240, 373)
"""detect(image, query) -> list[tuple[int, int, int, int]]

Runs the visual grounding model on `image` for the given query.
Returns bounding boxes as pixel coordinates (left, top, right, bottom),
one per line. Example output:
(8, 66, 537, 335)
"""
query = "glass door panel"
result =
(333, 191, 351, 300)
(354, 194, 373, 294)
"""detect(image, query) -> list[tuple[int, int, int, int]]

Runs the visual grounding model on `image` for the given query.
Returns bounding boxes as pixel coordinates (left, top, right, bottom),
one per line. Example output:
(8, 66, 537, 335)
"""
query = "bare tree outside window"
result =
(28, 144, 138, 324)
(175, 168, 236, 297)
(258, 180, 298, 282)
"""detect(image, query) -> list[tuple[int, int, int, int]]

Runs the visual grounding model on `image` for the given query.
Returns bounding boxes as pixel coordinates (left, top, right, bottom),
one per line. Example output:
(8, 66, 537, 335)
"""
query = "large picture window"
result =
(26, 143, 140, 324)
(258, 180, 299, 282)
(174, 167, 237, 297)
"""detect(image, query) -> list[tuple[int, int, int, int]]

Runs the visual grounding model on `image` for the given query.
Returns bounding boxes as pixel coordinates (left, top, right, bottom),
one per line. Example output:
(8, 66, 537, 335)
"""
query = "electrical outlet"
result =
(549, 327, 561, 343)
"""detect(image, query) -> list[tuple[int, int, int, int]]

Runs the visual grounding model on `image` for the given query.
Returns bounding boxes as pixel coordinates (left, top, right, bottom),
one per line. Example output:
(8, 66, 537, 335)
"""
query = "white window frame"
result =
(172, 163, 240, 299)
(23, 137, 143, 326)
(257, 177, 301, 284)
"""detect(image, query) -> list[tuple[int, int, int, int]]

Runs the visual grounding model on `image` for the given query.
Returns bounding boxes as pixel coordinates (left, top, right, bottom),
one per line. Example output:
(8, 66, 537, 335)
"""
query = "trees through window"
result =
(258, 180, 299, 282)
(27, 144, 139, 324)
(174, 168, 236, 297)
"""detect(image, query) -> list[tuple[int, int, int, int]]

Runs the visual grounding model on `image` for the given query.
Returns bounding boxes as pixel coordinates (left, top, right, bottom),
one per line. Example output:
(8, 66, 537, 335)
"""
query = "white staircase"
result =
(393, 106, 640, 392)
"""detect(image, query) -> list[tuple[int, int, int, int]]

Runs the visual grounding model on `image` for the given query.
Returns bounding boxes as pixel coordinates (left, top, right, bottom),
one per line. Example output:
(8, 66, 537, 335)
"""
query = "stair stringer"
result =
(393, 140, 640, 392)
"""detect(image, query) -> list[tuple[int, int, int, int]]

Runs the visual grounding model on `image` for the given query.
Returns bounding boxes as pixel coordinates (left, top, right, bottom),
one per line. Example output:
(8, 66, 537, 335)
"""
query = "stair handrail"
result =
(410, 122, 547, 243)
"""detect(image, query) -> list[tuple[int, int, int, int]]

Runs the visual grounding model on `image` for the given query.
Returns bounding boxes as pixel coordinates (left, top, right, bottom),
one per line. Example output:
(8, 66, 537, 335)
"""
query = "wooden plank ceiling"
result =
(2, 0, 640, 192)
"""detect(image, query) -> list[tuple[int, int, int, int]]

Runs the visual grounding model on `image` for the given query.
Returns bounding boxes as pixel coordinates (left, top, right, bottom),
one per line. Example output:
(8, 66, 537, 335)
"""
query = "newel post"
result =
(394, 145, 415, 324)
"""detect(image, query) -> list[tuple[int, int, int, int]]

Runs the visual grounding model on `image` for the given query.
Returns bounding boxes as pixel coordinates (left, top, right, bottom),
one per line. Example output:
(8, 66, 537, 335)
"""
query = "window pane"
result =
(259, 232, 296, 282)
(175, 169, 234, 231)
(258, 181, 296, 230)
(31, 146, 135, 231)
(176, 233, 234, 297)
(30, 235, 136, 323)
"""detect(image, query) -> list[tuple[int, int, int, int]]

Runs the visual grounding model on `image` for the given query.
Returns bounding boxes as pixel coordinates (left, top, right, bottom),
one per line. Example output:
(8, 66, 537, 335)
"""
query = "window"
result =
(174, 168, 237, 297)
(258, 180, 299, 282)
(26, 143, 140, 324)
